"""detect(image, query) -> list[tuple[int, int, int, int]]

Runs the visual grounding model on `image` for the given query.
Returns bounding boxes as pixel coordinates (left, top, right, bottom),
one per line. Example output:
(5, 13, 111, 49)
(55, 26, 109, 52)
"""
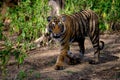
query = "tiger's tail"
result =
(99, 41, 104, 50)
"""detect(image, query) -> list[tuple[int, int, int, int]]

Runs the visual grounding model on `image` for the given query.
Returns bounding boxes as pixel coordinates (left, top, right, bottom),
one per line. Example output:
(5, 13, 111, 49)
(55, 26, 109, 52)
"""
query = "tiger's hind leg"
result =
(89, 35, 100, 64)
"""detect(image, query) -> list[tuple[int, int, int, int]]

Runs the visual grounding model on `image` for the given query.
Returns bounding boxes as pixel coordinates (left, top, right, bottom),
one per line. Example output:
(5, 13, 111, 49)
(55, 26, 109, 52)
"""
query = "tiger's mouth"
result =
(52, 33, 62, 38)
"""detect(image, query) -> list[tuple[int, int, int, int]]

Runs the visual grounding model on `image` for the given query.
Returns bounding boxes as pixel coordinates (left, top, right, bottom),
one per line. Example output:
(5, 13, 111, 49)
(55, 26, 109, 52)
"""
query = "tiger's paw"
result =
(54, 64, 65, 70)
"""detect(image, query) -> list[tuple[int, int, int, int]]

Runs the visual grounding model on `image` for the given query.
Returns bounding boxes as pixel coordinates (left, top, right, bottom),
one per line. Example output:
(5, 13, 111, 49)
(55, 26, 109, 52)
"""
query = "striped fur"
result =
(47, 10, 104, 70)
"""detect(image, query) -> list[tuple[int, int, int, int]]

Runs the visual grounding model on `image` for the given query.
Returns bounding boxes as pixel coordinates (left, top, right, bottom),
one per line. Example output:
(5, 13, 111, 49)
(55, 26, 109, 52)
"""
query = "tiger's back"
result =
(59, 10, 100, 45)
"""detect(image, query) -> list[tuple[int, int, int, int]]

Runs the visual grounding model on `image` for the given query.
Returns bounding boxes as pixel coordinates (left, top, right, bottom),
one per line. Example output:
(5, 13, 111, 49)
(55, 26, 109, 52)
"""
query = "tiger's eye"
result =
(52, 22, 55, 27)
(58, 22, 62, 26)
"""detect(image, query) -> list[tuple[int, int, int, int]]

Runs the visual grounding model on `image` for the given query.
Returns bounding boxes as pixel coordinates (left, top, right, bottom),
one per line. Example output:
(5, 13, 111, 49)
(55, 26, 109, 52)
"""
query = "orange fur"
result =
(47, 10, 104, 70)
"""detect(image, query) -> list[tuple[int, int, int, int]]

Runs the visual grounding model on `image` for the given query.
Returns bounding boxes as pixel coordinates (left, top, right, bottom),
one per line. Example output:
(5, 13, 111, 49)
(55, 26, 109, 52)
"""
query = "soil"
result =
(0, 32, 120, 80)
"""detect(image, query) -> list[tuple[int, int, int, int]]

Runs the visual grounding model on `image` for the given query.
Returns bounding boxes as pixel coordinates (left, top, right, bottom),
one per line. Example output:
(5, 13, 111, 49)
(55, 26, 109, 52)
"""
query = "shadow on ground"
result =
(0, 33, 120, 80)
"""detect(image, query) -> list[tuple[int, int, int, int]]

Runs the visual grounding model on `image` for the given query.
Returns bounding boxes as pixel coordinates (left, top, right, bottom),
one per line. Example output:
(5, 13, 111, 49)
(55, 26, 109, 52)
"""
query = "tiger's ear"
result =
(47, 16, 52, 22)
(61, 16, 66, 22)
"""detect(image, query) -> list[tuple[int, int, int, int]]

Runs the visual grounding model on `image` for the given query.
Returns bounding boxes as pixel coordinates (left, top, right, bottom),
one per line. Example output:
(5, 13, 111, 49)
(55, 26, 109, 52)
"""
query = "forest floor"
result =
(0, 32, 120, 80)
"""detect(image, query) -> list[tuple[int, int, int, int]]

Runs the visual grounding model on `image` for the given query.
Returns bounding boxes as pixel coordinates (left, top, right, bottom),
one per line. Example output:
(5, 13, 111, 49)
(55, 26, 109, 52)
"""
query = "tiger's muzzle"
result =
(52, 33, 62, 38)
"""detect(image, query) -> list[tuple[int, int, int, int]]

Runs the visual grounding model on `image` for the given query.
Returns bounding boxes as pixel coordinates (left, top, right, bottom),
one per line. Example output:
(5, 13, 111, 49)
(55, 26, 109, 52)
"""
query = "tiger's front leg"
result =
(54, 50, 68, 70)
(54, 44, 69, 70)
(67, 51, 81, 65)
(67, 38, 86, 65)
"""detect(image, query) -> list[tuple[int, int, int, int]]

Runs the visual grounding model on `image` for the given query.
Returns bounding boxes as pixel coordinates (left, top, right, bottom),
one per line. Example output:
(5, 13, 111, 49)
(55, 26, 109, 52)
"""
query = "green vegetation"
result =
(62, 0, 120, 30)
(6, 0, 49, 42)
(0, 0, 49, 77)
(17, 70, 27, 80)
(15, 70, 41, 80)
(0, 0, 120, 79)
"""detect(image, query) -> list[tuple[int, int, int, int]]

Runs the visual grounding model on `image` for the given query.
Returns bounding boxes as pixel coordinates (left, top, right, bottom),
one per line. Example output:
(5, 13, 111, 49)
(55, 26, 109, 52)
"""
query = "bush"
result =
(0, 0, 49, 77)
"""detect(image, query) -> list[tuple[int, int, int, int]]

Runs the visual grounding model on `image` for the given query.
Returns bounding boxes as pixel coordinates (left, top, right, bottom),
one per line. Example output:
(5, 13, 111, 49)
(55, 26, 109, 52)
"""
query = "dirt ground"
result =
(0, 32, 120, 80)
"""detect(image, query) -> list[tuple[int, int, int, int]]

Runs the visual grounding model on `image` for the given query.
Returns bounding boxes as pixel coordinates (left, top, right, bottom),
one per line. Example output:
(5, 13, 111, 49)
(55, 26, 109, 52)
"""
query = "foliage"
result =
(0, 16, 4, 40)
(17, 70, 27, 80)
(0, 40, 26, 77)
(6, 0, 49, 42)
(62, 0, 120, 31)
(0, 0, 49, 78)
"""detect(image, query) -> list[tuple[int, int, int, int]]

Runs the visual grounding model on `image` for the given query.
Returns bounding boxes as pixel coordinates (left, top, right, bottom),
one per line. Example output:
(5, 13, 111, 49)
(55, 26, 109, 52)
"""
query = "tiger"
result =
(46, 10, 104, 70)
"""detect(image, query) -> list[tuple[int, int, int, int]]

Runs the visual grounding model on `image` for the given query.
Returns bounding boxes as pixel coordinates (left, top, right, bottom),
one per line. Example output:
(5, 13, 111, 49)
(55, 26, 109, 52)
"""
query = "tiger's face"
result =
(47, 16, 66, 39)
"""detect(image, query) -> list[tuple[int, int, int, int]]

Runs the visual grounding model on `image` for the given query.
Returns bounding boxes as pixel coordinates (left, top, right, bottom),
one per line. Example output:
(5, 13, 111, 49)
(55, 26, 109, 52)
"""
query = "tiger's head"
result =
(47, 16, 66, 39)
